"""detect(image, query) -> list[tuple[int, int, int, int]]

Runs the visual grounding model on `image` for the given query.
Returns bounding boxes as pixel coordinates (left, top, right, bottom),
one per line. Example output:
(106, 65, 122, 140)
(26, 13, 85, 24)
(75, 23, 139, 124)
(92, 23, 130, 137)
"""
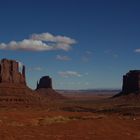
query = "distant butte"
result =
(36, 76, 64, 100)
(36, 76, 52, 89)
(114, 70, 140, 97)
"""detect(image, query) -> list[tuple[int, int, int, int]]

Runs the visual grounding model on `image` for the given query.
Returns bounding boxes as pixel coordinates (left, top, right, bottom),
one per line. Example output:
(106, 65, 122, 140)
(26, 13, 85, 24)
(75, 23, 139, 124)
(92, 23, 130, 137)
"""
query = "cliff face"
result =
(0, 59, 42, 106)
(0, 59, 26, 85)
(0, 58, 63, 105)
(122, 70, 140, 94)
(36, 76, 52, 89)
(114, 70, 140, 97)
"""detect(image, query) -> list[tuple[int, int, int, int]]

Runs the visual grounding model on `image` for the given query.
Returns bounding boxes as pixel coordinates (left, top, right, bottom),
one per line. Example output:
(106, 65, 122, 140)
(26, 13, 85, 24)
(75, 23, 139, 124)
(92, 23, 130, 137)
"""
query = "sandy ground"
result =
(0, 92, 139, 140)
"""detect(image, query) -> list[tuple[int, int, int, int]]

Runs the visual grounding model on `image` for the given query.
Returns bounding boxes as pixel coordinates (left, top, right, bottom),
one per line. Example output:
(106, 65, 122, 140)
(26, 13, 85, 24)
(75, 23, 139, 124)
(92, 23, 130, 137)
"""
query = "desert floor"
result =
(0, 92, 139, 140)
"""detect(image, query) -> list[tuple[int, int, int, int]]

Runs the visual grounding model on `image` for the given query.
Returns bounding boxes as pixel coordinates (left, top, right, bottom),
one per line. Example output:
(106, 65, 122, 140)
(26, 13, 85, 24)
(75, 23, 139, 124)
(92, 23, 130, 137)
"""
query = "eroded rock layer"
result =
(0, 59, 41, 106)
(0, 59, 26, 85)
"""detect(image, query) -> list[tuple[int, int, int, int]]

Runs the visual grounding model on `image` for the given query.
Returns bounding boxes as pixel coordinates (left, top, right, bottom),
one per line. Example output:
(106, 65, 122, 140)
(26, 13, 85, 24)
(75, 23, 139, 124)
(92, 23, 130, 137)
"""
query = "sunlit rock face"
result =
(0, 58, 26, 85)
(0, 58, 43, 106)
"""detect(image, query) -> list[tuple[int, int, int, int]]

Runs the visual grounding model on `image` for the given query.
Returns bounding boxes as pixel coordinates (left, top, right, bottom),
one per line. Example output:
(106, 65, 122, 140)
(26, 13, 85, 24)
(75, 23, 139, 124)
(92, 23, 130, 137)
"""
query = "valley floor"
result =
(0, 92, 140, 140)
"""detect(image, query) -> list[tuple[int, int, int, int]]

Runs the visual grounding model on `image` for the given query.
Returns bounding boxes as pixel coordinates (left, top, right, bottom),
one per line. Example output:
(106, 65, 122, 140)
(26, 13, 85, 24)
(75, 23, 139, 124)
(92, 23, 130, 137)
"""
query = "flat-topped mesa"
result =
(0, 59, 26, 85)
(122, 70, 140, 94)
(36, 76, 52, 89)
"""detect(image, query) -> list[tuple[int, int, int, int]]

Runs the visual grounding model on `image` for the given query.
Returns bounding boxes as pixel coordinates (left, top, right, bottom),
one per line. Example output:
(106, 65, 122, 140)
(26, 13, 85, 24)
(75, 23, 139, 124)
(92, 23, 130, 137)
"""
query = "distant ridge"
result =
(57, 89, 120, 94)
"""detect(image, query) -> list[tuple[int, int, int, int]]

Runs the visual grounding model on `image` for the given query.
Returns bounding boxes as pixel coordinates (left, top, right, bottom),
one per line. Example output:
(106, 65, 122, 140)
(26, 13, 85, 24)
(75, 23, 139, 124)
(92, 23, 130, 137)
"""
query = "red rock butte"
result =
(36, 76, 52, 89)
(36, 76, 64, 100)
(0, 59, 40, 106)
(122, 70, 140, 94)
(114, 70, 140, 97)
(0, 58, 26, 87)
(0, 58, 63, 106)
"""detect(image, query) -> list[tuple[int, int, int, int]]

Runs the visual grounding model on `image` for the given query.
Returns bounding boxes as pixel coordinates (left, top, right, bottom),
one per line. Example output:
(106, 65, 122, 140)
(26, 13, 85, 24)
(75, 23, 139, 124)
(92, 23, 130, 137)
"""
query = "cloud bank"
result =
(58, 71, 82, 78)
(0, 33, 76, 51)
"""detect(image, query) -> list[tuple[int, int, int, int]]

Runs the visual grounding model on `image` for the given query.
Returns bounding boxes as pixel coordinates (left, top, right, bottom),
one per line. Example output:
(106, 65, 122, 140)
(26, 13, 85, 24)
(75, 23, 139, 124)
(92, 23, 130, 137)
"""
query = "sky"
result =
(0, 0, 140, 90)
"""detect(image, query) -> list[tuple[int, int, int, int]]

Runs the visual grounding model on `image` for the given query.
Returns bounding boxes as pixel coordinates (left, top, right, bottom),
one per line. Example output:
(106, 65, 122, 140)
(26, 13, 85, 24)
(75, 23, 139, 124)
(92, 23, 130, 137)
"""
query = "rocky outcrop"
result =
(0, 59, 42, 106)
(36, 76, 52, 89)
(0, 59, 26, 85)
(36, 76, 64, 100)
(114, 70, 140, 97)
(122, 70, 140, 94)
(0, 58, 63, 106)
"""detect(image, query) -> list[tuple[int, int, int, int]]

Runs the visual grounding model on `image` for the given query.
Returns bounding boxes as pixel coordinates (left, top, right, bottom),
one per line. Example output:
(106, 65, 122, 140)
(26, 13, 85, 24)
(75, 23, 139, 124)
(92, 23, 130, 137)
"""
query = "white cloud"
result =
(58, 71, 82, 78)
(85, 82, 89, 85)
(82, 50, 93, 62)
(104, 49, 112, 54)
(33, 67, 43, 71)
(31, 33, 76, 44)
(28, 67, 43, 71)
(85, 51, 93, 55)
(0, 33, 76, 51)
(82, 56, 90, 62)
(85, 72, 89, 75)
(104, 49, 119, 58)
(56, 55, 71, 61)
(113, 54, 119, 58)
(135, 49, 140, 53)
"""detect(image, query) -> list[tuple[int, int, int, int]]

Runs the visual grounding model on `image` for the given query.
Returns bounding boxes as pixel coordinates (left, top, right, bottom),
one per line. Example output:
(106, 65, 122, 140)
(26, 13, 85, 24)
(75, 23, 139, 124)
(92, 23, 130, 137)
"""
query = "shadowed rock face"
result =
(36, 76, 52, 89)
(122, 70, 140, 94)
(36, 76, 64, 100)
(0, 59, 26, 85)
(114, 70, 140, 97)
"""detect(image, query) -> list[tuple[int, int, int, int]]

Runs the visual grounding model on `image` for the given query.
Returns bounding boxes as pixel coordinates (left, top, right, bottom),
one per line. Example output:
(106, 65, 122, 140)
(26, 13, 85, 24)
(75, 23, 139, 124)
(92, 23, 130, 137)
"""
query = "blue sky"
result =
(0, 0, 140, 89)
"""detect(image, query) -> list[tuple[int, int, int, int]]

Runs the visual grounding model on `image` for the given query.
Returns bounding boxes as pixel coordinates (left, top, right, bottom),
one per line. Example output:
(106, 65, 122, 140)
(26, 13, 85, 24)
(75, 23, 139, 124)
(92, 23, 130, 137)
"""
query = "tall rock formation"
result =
(122, 70, 140, 94)
(114, 70, 140, 97)
(0, 59, 26, 85)
(36, 76, 52, 89)
(36, 76, 64, 99)
(0, 58, 41, 106)
(0, 58, 63, 106)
